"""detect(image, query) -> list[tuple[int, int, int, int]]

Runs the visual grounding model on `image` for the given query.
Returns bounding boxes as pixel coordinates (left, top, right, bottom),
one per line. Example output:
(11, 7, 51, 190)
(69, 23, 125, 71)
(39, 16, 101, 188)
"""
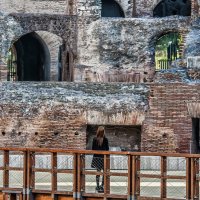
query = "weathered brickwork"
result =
(142, 83, 200, 153)
(35, 31, 63, 81)
(0, 82, 149, 148)
(0, 103, 86, 148)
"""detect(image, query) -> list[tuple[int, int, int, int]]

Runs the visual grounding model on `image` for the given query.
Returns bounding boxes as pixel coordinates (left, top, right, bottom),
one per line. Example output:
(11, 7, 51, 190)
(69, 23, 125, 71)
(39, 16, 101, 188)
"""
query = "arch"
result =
(153, 0, 191, 17)
(35, 31, 63, 81)
(154, 32, 182, 70)
(101, 0, 125, 17)
(7, 31, 64, 81)
(11, 32, 50, 81)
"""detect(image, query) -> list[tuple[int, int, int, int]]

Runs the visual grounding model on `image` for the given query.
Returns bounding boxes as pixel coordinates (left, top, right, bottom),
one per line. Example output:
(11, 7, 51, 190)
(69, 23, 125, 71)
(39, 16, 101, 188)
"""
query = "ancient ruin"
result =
(0, 0, 200, 153)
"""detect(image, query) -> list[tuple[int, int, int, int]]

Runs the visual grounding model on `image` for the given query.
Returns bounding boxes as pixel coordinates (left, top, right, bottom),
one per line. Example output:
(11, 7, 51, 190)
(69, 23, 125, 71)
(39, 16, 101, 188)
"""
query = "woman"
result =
(91, 126, 109, 192)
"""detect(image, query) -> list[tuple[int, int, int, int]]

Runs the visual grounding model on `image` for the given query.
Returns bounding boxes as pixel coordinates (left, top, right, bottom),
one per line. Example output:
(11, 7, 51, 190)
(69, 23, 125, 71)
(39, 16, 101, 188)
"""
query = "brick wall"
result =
(142, 83, 200, 153)
(0, 103, 86, 148)
(0, 82, 199, 152)
(0, 82, 148, 148)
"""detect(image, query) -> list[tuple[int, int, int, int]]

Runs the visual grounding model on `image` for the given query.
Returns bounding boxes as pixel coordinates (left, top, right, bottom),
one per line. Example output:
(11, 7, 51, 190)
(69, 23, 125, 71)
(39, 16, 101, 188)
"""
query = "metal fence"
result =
(0, 148, 200, 200)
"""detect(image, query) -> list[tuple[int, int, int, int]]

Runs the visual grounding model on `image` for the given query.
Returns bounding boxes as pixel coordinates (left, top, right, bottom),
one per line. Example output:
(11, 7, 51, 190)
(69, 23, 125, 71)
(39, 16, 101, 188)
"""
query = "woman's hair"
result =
(96, 126, 105, 146)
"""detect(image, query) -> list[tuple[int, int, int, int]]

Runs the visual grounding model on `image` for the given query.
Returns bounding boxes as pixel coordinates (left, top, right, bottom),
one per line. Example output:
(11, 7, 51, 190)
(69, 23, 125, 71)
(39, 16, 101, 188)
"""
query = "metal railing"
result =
(0, 147, 199, 199)
(156, 59, 171, 71)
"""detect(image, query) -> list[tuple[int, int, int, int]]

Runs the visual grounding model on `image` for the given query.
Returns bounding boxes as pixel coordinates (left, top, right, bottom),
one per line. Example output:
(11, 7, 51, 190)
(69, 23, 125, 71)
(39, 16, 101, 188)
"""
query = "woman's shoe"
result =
(95, 186, 100, 192)
(98, 185, 104, 193)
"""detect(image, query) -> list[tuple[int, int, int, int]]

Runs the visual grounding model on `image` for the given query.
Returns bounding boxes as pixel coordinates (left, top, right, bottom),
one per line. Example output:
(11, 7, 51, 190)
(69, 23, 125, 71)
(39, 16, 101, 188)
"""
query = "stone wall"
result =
(77, 16, 190, 82)
(35, 31, 63, 81)
(1, 82, 199, 153)
(0, 14, 77, 81)
(142, 83, 200, 153)
(0, 0, 68, 15)
(0, 82, 149, 148)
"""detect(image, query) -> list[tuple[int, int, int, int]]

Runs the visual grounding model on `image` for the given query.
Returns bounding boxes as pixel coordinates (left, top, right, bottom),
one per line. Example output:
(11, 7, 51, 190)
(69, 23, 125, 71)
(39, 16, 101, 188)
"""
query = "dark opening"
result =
(153, 0, 191, 17)
(192, 118, 200, 153)
(9, 32, 50, 81)
(101, 0, 125, 17)
(86, 125, 141, 151)
(58, 45, 62, 81)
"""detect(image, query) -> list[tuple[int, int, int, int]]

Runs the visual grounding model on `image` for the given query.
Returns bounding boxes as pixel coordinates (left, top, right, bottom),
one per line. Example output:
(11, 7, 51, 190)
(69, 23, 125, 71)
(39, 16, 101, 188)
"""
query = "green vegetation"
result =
(155, 32, 182, 71)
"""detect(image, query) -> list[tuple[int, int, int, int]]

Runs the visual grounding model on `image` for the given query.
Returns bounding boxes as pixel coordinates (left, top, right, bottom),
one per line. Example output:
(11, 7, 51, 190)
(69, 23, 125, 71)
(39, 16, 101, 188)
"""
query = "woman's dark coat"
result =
(91, 137, 109, 170)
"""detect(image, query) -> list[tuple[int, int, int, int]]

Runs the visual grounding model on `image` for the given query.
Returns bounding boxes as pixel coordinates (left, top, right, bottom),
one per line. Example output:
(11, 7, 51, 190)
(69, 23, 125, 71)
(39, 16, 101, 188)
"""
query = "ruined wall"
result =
(0, 82, 149, 148)
(135, 0, 194, 17)
(142, 83, 200, 153)
(1, 82, 198, 153)
(0, 14, 77, 81)
(185, 18, 200, 57)
(35, 31, 63, 81)
(0, 0, 68, 15)
(76, 16, 190, 82)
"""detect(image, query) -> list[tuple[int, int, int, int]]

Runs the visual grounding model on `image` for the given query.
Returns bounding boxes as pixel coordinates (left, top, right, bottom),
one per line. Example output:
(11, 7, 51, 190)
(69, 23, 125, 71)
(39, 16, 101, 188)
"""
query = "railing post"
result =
(132, 155, 140, 199)
(77, 154, 85, 199)
(104, 154, 110, 199)
(191, 158, 199, 200)
(51, 152, 57, 200)
(3, 150, 9, 200)
(127, 155, 132, 200)
(161, 156, 167, 199)
(77, 154, 82, 200)
(186, 157, 191, 200)
(73, 153, 77, 200)
(3, 150, 9, 188)
(27, 151, 35, 200)
(132, 156, 136, 199)
(23, 151, 28, 200)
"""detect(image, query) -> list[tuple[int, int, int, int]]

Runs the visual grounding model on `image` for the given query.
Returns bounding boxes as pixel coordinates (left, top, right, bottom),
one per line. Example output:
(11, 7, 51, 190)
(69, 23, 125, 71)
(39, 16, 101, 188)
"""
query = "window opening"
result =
(7, 32, 50, 81)
(7, 47, 17, 81)
(101, 0, 125, 17)
(153, 0, 191, 17)
(192, 118, 200, 153)
(155, 32, 182, 71)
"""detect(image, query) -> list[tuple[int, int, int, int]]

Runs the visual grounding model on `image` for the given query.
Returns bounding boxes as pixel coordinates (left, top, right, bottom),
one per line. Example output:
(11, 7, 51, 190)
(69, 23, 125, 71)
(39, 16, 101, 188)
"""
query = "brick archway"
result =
(0, 14, 77, 82)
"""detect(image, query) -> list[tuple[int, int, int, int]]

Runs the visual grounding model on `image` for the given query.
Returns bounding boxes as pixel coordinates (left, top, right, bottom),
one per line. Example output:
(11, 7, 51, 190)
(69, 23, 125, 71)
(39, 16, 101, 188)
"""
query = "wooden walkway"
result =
(0, 147, 199, 200)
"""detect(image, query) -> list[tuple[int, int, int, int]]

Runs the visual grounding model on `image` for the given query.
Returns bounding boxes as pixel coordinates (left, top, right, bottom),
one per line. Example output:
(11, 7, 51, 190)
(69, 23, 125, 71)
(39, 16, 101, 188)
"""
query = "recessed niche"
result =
(54, 132, 59, 136)
(86, 125, 141, 151)
(75, 131, 79, 136)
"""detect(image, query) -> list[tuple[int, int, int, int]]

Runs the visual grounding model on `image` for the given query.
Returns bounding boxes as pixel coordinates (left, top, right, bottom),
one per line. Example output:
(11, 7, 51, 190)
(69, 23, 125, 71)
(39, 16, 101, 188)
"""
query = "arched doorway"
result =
(101, 0, 125, 17)
(7, 32, 50, 81)
(153, 0, 191, 17)
(155, 32, 182, 71)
